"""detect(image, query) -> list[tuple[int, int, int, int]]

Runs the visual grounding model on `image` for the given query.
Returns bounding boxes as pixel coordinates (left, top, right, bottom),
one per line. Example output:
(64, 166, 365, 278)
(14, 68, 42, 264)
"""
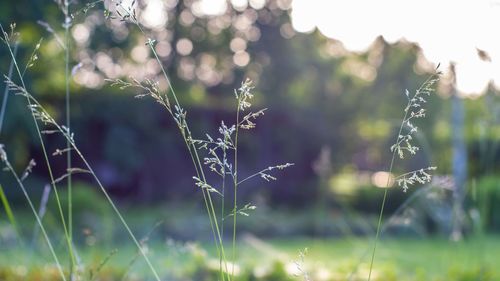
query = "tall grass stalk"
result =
(32, 184, 51, 247)
(98, 3, 238, 279)
(4, 76, 163, 281)
(53, 0, 75, 275)
(232, 102, 241, 277)
(219, 127, 228, 276)
(105, 3, 232, 279)
(0, 42, 18, 235)
(62, 0, 74, 266)
(347, 185, 436, 280)
(0, 23, 78, 276)
(117, 221, 163, 281)
(2, 21, 153, 279)
(0, 43, 17, 132)
(367, 70, 440, 280)
(0, 145, 66, 281)
(105, 3, 291, 280)
(145, 31, 230, 279)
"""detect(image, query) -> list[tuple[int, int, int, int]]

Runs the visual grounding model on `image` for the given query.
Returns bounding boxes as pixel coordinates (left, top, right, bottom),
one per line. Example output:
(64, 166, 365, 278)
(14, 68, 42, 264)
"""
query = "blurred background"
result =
(0, 0, 499, 280)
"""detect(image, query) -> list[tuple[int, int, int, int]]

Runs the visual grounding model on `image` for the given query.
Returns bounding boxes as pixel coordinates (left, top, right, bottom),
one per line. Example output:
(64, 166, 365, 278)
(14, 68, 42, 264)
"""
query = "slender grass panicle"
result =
(390, 75, 440, 161)
(395, 166, 437, 192)
(108, 75, 293, 280)
(100, 3, 294, 279)
(367, 68, 441, 281)
(293, 248, 311, 281)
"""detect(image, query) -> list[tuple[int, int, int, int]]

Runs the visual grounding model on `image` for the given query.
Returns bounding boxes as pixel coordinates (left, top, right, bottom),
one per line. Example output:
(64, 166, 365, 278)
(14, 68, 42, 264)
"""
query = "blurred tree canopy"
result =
(1, 0, 499, 208)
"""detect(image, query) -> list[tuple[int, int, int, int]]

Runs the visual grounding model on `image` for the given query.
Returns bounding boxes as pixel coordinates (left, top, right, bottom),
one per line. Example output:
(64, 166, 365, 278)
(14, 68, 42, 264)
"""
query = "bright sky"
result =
(129, 0, 500, 95)
(290, 0, 500, 96)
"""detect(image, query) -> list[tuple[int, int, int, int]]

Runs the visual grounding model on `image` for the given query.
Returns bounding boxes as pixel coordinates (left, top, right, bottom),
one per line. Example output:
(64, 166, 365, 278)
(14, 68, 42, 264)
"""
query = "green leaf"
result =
(0, 184, 18, 233)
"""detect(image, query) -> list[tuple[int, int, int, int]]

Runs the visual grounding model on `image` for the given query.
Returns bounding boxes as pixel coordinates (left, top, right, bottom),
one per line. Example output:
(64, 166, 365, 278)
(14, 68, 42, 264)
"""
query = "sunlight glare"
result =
(195, 0, 228, 16)
(142, 0, 167, 29)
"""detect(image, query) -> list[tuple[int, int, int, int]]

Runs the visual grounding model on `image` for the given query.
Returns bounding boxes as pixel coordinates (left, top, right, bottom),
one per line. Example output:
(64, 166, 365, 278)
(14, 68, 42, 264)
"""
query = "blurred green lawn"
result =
(1, 235, 498, 280)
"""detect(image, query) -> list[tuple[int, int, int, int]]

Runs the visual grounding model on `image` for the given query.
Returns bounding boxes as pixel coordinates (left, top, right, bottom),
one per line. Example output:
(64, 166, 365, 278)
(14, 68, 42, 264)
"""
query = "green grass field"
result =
(1, 235, 498, 280)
